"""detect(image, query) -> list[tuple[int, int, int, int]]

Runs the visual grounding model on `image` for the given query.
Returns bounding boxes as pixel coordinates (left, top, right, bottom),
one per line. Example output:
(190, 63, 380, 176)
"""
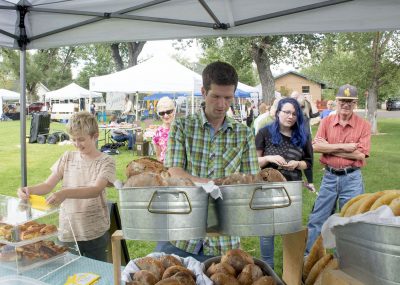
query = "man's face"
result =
(202, 84, 235, 122)
(71, 133, 98, 155)
(336, 99, 357, 116)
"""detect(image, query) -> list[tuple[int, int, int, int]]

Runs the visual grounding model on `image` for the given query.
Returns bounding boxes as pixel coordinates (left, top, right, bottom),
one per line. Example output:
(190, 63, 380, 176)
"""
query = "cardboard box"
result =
(282, 228, 307, 285)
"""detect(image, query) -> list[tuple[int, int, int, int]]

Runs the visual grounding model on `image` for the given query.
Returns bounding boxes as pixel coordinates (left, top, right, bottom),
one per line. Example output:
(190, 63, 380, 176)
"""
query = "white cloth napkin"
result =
(194, 181, 222, 200)
(121, 252, 213, 285)
(321, 205, 400, 248)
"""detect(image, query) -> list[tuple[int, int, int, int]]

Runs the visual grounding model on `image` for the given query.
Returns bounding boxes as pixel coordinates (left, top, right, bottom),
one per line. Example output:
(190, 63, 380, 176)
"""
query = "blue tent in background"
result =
(192, 89, 251, 98)
(143, 92, 187, 101)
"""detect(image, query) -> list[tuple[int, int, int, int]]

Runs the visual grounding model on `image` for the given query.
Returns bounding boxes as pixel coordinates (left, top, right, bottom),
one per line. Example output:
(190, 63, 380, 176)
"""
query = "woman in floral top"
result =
(152, 97, 176, 162)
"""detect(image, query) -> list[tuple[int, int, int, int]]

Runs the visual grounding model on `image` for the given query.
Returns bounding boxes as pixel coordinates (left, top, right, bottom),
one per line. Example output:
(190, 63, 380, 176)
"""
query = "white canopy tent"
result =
(0, 89, 20, 117)
(1, 0, 399, 186)
(45, 83, 102, 101)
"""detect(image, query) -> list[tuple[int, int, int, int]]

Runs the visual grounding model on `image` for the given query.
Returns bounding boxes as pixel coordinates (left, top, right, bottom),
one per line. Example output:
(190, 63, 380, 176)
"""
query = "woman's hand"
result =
(266, 155, 287, 166)
(282, 160, 300, 171)
(46, 191, 67, 205)
(17, 187, 30, 200)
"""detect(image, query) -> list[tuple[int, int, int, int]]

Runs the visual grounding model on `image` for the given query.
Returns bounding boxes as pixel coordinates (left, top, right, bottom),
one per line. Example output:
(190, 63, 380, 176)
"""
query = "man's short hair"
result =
(202, 61, 238, 93)
(66, 111, 98, 137)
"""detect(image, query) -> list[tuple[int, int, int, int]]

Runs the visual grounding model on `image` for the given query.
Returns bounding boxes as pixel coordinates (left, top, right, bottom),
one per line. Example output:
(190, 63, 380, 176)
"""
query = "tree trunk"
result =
(367, 32, 381, 135)
(127, 42, 146, 67)
(110, 43, 124, 71)
(251, 39, 275, 105)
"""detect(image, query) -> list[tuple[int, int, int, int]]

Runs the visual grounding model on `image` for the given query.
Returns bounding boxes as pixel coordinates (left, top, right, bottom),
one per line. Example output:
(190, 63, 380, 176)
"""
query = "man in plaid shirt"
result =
(161, 61, 260, 261)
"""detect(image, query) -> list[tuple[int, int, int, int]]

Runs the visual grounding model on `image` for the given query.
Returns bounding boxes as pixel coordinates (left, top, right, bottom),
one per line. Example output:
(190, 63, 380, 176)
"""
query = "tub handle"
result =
(147, 190, 192, 214)
(249, 185, 292, 210)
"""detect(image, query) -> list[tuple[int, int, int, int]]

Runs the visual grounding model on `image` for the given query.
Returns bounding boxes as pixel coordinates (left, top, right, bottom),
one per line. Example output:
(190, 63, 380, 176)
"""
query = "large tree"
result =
(302, 32, 400, 134)
(199, 35, 320, 104)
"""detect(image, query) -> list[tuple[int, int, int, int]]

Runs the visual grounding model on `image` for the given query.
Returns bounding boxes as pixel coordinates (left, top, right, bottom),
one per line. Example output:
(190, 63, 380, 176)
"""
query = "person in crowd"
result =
(291, 91, 319, 193)
(245, 101, 254, 127)
(305, 84, 371, 255)
(160, 61, 260, 261)
(320, 100, 335, 119)
(255, 97, 312, 269)
(109, 114, 135, 150)
(253, 103, 271, 135)
(17, 112, 116, 262)
(122, 94, 134, 123)
(152, 97, 176, 162)
(90, 102, 96, 116)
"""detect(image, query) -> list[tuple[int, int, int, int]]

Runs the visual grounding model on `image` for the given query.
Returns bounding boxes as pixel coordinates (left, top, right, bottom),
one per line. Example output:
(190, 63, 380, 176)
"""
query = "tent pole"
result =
(20, 49, 27, 187)
(135, 91, 139, 121)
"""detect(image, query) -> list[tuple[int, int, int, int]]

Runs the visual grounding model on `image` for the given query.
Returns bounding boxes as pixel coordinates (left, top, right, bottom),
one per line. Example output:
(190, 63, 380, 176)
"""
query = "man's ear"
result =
(201, 87, 207, 99)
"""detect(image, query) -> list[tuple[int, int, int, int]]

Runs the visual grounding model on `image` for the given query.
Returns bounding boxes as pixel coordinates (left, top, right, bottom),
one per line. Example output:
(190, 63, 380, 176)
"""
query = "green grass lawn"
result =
(0, 118, 399, 276)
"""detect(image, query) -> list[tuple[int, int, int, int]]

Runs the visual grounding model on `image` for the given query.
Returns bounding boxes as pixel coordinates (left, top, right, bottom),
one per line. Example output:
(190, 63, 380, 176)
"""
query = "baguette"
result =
(302, 235, 325, 281)
(314, 258, 338, 285)
(305, 254, 333, 285)
(355, 191, 386, 214)
(389, 197, 400, 216)
(370, 192, 400, 211)
(343, 194, 372, 217)
(340, 193, 370, 217)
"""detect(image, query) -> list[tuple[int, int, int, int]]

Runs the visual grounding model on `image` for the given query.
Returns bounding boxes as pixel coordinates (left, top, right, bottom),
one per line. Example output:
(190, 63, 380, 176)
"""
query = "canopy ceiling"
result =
(1, 0, 400, 50)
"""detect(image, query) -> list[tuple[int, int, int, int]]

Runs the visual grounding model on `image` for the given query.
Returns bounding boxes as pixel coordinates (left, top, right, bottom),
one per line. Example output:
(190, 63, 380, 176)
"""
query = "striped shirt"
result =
(164, 108, 259, 256)
(314, 113, 371, 168)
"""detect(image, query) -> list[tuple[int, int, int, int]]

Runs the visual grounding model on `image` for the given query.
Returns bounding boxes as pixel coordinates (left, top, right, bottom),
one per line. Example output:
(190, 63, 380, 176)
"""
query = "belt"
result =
(325, 166, 359, 176)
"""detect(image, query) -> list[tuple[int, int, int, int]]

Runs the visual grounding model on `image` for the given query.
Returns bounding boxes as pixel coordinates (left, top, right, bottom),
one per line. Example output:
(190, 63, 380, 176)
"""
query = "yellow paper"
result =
(64, 273, 100, 285)
(29, 194, 50, 211)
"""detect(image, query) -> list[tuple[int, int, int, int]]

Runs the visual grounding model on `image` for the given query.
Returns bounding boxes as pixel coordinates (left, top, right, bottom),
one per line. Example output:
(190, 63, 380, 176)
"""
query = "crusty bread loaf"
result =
(343, 194, 372, 217)
(135, 257, 165, 281)
(389, 197, 400, 216)
(355, 191, 386, 214)
(124, 173, 167, 188)
(258, 168, 286, 182)
(302, 235, 326, 281)
(210, 272, 240, 285)
(214, 173, 256, 185)
(131, 270, 158, 285)
(370, 191, 400, 211)
(314, 258, 339, 285)
(154, 278, 181, 285)
(164, 177, 195, 186)
(221, 249, 254, 272)
(252, 276, 276, 285)
(304, 254, 333, 285)
(237, 271, 253, 285)
(162, 265, 195, 280)
(126, 157, 169, 178)
(170, 271, 196, 285)
(339, 193, 370, 217)
(240, 264, 263, 282)
(159, 255, 182, 269)
(206, 262, 236, 277)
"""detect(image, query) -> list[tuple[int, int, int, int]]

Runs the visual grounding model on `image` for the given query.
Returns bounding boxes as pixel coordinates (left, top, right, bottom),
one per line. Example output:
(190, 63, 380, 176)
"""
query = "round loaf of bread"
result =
(210, 272, 240, 285)
(206, 262, 236, 277)
(159, 255, 182, 269)
(135, 257, 165, 281)
(252, 276, 277, 285)
(132, 270, 158, 285)
(221, 249, 254, 272)
(162, 265, 195, 280)
(171, 271, 196, 285)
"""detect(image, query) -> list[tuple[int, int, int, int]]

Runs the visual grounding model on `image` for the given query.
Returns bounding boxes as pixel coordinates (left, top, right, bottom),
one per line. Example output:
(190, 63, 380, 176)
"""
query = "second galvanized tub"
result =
(334, 221, 400, 285)
(119, 186, 209, 241)
(208, 181, 303, 236)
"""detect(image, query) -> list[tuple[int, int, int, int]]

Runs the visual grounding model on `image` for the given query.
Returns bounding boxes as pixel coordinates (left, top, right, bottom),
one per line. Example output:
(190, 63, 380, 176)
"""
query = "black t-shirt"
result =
(255, 127, 313, 181)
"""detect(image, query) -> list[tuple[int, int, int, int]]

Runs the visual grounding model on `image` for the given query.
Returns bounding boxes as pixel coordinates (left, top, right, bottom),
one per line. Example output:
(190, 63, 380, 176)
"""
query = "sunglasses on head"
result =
(158, 109, 174, 116)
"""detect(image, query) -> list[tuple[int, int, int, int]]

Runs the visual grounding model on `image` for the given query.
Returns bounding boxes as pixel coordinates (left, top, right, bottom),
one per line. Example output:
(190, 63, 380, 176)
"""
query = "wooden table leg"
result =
(112, 230, 124, 285)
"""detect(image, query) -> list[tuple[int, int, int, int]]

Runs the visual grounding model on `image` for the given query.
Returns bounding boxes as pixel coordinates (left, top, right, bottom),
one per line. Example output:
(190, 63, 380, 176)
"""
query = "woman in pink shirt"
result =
(152, 97, 176, 162)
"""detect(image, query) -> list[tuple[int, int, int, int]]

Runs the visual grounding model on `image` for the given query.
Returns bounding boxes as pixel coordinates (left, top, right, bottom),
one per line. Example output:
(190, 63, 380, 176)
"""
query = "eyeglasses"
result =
(280, 110, 297, 117)
(338, 100, 357, 106)
(158, 109, 174, 116)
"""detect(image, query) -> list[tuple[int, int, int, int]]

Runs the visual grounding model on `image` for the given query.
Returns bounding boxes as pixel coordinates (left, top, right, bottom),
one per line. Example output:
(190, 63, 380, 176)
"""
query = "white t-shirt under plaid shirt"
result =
(164, 108, 259, 256)
(51, 151, 116, 242)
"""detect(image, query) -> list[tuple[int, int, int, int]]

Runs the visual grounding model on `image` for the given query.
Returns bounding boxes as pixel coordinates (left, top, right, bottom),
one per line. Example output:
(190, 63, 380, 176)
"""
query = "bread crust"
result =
(355, 191, 386, 214)
(389, 197, 400, 216)
(304, 254, 333, 285)
(302, 235, 325, 281)
(370, 192, 400, 211)
(136, 257, 165, 281)
(221, 249, 254, 272)
(252, 276, 276, 285)
(210, 272, 240, 285)
(340, 194, 370, 217)
(314, 258, 339, 285)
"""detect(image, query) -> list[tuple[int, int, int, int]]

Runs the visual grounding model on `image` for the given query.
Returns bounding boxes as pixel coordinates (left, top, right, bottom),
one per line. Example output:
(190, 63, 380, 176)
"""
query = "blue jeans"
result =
(306, 169, 364, 254)
(112, 133, 135, 149)
(158, 242, 214, 262)
(259, 236, 274, 269)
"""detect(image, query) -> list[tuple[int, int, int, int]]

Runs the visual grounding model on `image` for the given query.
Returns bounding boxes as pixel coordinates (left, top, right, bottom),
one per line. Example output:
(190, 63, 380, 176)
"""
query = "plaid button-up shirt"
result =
(164, 108, 259, 256)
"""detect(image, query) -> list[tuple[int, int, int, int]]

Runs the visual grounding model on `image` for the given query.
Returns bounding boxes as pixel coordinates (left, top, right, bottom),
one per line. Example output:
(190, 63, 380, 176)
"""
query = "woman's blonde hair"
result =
(156, 97, 175, 112)
(66, 111, 99, 137)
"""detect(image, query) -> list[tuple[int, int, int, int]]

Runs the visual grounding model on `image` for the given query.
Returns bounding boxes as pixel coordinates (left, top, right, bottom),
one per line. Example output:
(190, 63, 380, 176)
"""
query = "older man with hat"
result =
(305, 84, 371, 254)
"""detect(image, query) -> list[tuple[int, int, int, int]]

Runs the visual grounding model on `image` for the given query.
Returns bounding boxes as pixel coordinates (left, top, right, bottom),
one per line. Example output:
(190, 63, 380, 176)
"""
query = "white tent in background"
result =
(45, 83, 102, 101)
(0, 89, 20, 117)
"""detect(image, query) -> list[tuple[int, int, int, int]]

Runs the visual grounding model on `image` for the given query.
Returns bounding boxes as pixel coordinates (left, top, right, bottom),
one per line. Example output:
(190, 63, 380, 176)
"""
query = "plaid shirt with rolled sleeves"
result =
(164, 108, 260, 256)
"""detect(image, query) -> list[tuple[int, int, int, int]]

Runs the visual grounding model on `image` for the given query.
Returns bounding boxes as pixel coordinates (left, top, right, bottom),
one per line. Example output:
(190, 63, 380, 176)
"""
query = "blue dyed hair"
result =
(267, 97, 308, 148)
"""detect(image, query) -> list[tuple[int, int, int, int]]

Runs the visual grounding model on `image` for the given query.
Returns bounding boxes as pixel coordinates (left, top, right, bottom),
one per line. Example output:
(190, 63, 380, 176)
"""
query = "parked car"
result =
(386, 98, 400, 111)
(27, 102, 44, 113)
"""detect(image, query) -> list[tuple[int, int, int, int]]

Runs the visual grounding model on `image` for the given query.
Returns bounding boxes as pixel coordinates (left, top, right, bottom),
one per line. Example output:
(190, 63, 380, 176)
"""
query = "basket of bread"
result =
(122, 252, 212, 285)
(203, 248, 284, 285)
(331, 190, 400, 285)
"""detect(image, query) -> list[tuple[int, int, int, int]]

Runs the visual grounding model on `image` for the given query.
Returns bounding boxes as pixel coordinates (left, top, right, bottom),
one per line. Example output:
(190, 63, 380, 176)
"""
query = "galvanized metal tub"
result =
(203, 256, 285, 285)
(334, 221, 400, 285)
(207, 181, 302, 236)
(119, 186, 209, 241)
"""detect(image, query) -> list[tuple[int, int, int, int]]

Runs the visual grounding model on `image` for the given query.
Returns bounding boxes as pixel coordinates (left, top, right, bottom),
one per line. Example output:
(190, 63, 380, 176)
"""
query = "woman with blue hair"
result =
(255, 97, 313, 269)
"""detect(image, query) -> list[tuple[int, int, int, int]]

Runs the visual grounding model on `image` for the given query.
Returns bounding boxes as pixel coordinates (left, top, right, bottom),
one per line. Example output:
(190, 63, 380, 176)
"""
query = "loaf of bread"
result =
(135, 257, 165, 281)
(314, 258, 339, 285)
(162, 265, 195, 280)
(221, 249, 254, 272)
(130, 270, 158, 285)
(124, 173, 167, 188)
(355, 191, 386, 215)
(126, 157, 169, 178)
(370, 191, 400, 211)
(389, 197, 400, 216)
(159, 255, 182, 269)
(302, 235, 326, 281)
(252, 276, 276, 285)
(206, 262, 236, 277)
(210, 272, 240, 285)
(170, 271, 196, 285)
(339, 193, 370, 217)
(304, 254, 333, 285)
(258, 168, 287, 182)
